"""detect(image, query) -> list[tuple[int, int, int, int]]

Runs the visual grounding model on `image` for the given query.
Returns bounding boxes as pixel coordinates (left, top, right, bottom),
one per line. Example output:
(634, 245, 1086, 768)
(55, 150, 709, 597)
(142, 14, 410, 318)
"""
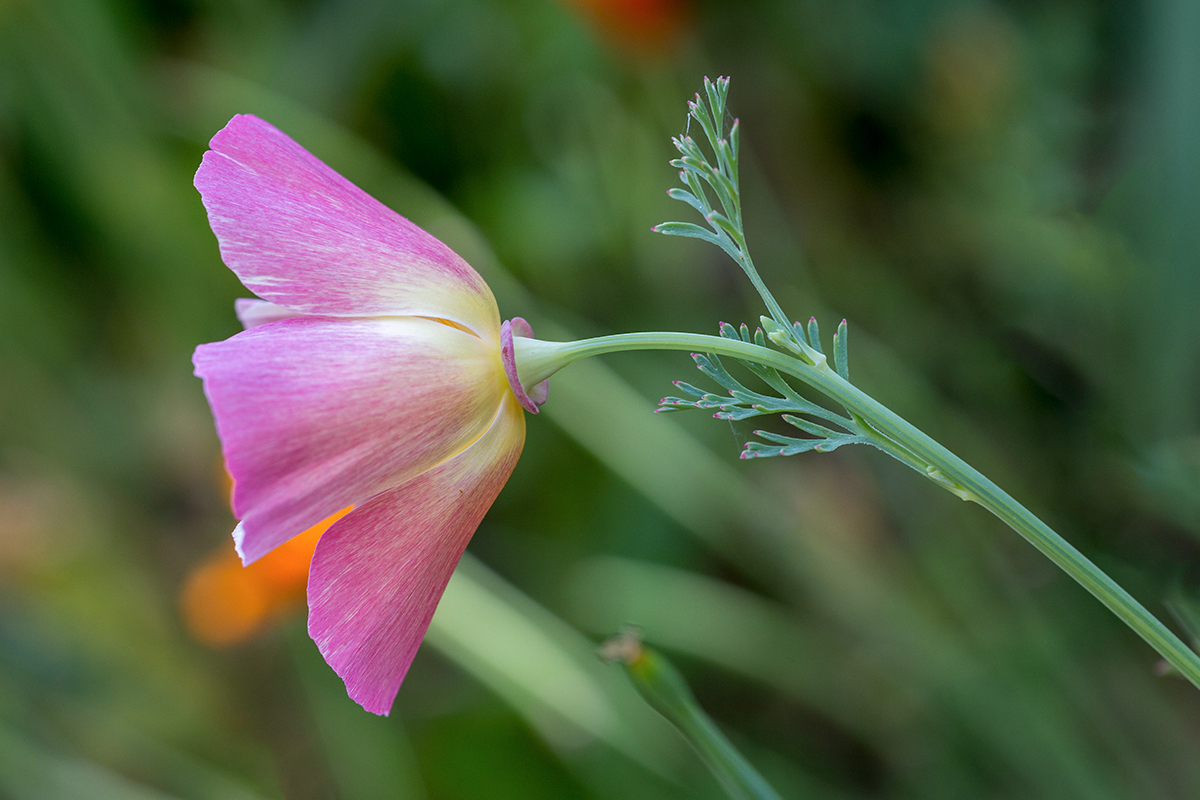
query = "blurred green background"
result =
(2, 0, 1200, 797)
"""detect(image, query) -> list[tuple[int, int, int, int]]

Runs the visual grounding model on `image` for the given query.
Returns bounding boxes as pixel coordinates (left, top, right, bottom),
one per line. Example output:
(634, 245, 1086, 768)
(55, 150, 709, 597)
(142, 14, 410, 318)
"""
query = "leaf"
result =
(688, 95, 721, 154)
(806, 318, 823, 355)
(833, 319, 850, 381)
(743, 429, 872, 458)
(653, 222, 720, 245)
(706, 210, 742, 242)
(656, 397, 698, 412)
(781, 414, 844, 439)
(692, 354, 742, 394)
(707, 170, 740, 220)
(667, 188, 707, 215)
(671, 381, 708, 399)
(715, 405, 771, 422)
(743, 437, 827, 458)
(728, 119, 740, 182)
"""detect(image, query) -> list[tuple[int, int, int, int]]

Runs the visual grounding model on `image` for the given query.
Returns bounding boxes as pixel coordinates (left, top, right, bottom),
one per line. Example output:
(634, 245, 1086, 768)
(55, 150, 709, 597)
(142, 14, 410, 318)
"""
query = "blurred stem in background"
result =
(602, 629, 784, 800)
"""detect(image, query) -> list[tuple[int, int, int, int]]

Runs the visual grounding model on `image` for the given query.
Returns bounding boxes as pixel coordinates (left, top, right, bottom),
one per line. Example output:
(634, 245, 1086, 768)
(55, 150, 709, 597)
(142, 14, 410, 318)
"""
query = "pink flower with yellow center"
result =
(192, 115, 545, 715)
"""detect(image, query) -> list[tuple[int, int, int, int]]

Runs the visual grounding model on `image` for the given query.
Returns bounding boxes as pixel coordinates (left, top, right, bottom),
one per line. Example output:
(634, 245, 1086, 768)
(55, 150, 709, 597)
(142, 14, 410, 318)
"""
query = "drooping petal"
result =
(234, 297, 302, 329)
(195, 115, 500, 339)
(192, 315, 509, 564)
(307, 393, 525, 715)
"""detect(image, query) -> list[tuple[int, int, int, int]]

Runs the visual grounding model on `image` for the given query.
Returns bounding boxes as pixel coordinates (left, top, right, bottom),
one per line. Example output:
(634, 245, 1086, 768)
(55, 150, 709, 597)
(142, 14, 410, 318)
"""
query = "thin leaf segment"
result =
(659, 320, 873, 459)
(653, 77, 791, 332)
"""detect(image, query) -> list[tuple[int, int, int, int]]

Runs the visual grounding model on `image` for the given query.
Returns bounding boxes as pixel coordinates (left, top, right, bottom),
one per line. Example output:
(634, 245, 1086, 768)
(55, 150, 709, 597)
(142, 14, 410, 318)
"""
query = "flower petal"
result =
(307, 394, 526, 715)
(195, 115, 499, 338)
(234, 297, 302, 329)
(193, 315, 508, 564)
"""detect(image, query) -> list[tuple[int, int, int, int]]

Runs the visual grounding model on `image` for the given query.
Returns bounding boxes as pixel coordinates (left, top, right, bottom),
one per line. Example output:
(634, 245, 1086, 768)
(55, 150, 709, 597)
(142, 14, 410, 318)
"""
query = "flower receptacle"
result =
(510, 334, 579, 396)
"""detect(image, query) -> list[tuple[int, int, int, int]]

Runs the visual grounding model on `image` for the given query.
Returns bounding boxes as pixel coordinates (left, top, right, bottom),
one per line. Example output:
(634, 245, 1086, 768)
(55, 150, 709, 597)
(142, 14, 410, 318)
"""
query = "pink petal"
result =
(195, 115, 500, 339)
(307, 394, 526, 715)
(234, 298, 302, 329)
(192, 315, 508, 564)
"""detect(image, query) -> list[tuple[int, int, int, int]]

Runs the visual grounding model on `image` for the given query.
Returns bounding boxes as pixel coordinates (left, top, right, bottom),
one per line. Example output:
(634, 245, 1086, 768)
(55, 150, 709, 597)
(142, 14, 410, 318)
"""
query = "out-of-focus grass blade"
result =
(427, 554, 685, 776)
(0, 725, 187, 800)
(566, 556, 873, 730)
(565, 556, 1132, 800)
(293, 634, 430, 800)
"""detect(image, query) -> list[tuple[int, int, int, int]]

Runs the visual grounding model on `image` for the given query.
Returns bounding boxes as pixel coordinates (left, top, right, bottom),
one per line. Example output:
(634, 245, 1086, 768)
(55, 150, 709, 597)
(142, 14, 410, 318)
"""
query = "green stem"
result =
(735, 250, 791, 332)
(515, 332, 1200, 689)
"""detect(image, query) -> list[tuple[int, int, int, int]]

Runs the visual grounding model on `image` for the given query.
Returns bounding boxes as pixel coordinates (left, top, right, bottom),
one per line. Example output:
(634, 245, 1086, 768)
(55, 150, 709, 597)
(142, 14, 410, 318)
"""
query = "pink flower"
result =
(192, 115, 544, 715)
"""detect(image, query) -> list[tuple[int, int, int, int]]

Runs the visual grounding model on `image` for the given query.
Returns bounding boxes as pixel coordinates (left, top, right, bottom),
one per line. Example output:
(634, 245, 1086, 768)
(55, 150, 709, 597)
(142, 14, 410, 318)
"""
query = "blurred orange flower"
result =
(561, 0, 688, 53)
(181, 502, 351, 647)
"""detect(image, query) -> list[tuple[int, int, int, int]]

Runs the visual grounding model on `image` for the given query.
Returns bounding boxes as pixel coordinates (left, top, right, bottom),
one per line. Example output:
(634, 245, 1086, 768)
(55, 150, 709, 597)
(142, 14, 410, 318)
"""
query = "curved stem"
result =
(515, 332, 1200, 689)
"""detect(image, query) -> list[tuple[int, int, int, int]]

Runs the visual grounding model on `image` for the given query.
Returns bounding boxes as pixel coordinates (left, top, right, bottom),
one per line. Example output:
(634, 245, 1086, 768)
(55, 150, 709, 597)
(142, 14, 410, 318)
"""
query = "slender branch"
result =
(516, 332, 1200, 689)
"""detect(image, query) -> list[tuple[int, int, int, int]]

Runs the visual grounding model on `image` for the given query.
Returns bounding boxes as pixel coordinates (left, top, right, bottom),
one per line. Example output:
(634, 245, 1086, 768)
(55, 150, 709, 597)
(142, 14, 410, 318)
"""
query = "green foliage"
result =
(654, 76, 791, 330)
(659, 321, 877, 459)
